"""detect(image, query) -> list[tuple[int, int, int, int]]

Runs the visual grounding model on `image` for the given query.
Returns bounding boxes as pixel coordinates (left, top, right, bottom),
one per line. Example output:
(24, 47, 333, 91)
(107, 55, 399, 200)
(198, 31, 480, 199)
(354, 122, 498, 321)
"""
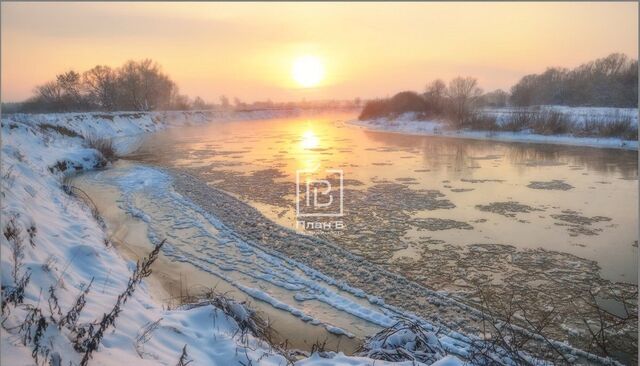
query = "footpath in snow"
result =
(1, 110, 467, 366)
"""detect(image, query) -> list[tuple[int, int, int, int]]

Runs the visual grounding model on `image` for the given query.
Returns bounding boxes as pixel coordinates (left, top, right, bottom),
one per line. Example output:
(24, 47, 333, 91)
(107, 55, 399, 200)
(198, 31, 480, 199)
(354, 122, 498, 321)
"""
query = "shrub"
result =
(595, 118, 637, 140)
(465, 113, 498, 131)
(387, 91, 426, 116)
(359, 92, 429, 120)
(530, 111, 574, 135)
(83, 135, 117, 162)
(578, 116, 638, 140)
(357, 319, 445, 364)
(180, 290, 270, 343)
(500, 111, 534, 132)
(359, 99, 391, 120)
(39, 124, 81, 138)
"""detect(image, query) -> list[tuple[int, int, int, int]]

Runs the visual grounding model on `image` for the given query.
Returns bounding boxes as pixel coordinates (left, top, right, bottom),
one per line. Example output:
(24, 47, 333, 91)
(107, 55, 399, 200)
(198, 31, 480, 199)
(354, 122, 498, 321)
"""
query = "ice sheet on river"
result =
(91, 165, 401, 338)
(88, 163, 621, 365)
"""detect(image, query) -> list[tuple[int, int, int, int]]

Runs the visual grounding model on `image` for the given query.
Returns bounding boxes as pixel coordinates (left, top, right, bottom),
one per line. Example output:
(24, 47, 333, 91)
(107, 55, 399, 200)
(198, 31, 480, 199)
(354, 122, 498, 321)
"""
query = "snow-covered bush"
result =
(357, 319, 446, 364)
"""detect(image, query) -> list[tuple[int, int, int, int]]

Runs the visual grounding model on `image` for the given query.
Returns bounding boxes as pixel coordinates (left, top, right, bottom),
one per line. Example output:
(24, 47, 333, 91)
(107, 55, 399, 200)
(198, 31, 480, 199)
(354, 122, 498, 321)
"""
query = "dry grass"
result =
(39, 123, 80, 138)
(179, 289, 271, 343)
(174, 288, 297, 363)
(356, 318, 445, 364)
(579, 116, 638, 140)
(470, 110, 637, 140)
(529, 111, 574, 135)
(465, 113, 499, 131)
(500, 112, 534, 132)
(83, 134, 117, 162)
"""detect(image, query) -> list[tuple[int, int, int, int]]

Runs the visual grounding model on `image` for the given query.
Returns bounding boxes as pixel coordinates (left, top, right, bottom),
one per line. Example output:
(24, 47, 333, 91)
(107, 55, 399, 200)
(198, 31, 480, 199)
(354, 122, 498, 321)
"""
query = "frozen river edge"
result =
(349, 115, 638, 151)
(1, 110, 626, 365)
(1, 109, 467, 366)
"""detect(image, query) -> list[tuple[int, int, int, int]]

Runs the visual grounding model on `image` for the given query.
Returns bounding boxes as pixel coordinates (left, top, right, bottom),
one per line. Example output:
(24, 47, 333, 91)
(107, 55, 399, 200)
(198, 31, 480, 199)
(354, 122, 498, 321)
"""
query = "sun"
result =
(292, 55, 325, 88)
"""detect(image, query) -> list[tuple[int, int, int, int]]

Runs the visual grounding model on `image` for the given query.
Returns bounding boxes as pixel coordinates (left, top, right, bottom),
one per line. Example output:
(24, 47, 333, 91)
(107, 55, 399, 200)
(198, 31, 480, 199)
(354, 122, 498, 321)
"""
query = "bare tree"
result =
(116, 59, 174, 111)
(481, 89, 509, 107)
(83, 66, 117, 110)
(447, 76, 483, 126)
(424, 79, 447, 100)
(35, 81, 63, 107)
(219, 95, 230, 110)
(192, 96, 207, 110)
(33, 71, 84, 112)
(233, 97, 244, 109)
(424, 79, 447, 114)
(510, 53, 637, 107)
(170, 89, 190, 110)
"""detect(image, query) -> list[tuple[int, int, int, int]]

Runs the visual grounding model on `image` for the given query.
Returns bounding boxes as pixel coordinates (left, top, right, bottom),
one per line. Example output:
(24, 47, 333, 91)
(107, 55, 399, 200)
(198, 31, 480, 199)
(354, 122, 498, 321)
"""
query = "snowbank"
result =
(0, 110, 463, 365)
(351, 107, 638, 150)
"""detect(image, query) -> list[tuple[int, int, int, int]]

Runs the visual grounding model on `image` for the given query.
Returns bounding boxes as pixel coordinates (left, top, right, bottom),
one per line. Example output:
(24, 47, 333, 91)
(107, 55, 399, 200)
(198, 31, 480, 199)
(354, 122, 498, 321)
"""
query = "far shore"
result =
(348, 117, 639, 151)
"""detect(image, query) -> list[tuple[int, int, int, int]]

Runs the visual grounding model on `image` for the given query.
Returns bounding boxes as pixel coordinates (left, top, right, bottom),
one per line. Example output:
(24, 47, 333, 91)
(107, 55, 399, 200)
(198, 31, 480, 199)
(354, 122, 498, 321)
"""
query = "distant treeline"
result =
(3, 58, 363, 114)
(511, 53, 637, 107)
(12, 60, 191, 113)
(360, 53, 638, 122)
(359, 77, 489, 126)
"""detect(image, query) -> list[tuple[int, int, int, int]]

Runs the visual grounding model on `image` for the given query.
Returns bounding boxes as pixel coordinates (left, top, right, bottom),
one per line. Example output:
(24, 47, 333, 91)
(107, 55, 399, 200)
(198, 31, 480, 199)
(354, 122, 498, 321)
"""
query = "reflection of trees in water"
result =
(364, 131, 491, 177)
(363, 131, 637, 179)
(503, 144, 637, 179)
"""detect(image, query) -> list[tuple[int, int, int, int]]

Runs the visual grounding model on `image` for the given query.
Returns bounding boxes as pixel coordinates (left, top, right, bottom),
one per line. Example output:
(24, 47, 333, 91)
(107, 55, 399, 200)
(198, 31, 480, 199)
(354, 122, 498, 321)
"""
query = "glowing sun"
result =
(292, 55, 325, 88)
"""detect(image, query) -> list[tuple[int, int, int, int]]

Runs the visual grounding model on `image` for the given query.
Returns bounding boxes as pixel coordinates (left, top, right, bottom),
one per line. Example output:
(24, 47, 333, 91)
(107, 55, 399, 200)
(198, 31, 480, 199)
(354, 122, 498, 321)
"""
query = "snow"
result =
(0, 110, 463, 366)
(1, 111, 297, 366)
(350, 107, 638, 150)
(296, 353, 463, 366)
(482, 105, 638, 124)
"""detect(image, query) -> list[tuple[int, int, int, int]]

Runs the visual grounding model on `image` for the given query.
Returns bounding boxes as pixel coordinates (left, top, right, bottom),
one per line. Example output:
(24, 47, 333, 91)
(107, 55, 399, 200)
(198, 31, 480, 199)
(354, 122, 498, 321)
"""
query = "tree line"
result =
(359, 76, 489, 126)
(510, 53, 637, 107)
(4, 58, 364, 114)
(14, 59, 192, 113)
(360, 53, 638, 122)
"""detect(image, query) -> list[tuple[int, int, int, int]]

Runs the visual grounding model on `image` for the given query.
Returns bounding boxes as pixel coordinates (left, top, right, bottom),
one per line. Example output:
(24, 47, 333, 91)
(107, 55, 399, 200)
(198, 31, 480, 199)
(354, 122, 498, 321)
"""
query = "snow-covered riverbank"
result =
(350, 107, 638, 150)
(1, 110, 468, 366)
(4, 110, 630, 366)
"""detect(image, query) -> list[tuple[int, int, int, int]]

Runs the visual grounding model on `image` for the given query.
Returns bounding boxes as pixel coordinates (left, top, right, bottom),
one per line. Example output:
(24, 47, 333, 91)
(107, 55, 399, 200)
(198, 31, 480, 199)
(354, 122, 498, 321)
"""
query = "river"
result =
(71, 111, 638, 362)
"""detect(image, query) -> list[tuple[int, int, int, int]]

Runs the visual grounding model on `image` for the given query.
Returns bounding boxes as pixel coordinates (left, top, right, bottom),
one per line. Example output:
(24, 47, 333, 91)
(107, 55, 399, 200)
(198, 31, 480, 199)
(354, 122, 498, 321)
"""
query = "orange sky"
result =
(1, 2, 637, 103)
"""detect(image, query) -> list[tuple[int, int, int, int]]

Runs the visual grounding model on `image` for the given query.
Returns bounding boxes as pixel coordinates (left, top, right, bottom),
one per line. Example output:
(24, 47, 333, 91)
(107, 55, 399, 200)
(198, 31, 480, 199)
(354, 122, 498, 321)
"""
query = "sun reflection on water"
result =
(296, 125, 323, 171)
(300, 129, 319, 150)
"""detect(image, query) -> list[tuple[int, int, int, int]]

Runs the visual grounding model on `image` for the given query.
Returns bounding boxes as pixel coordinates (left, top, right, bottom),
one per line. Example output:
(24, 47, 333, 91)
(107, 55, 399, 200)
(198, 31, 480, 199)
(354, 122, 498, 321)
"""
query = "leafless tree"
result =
(35, 81, 63, 107)
(192, 96, 207, 110)
(83, 66, 117, 110)
(423, 79, 447, 114)
(481, 89, 509, 107)
(424, 79, 447, 100)
(446, 76, 483, 126)
(116, 59, 175, 111)
(510, 53, 637, 107)
(56, 71, 83, 105)
(219, 95, 230, 110)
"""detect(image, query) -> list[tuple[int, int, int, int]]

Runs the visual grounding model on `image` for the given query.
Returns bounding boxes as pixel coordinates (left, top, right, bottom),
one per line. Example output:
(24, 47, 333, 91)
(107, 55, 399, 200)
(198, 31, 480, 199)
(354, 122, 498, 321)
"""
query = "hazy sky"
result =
(2, 2, 637, 103)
